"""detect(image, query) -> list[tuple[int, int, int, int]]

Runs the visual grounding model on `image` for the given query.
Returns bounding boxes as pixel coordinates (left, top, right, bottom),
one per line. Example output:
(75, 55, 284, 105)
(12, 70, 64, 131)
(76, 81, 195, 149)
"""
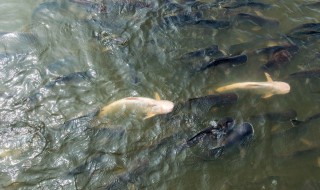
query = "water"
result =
(0, 0, 320, 189)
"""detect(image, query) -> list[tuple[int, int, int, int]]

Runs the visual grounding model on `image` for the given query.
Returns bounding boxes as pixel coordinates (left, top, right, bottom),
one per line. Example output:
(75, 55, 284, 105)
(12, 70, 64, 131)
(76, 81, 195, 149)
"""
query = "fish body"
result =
(236, 13, 279, 27)
(215, 73, 290, 98)
(223, 2, 271, 10)
(220, 122, 254, 148)
(289, 69, 320, 78)
(181, 45, 220, 59)
(291, 112, 320, 125)
(196, 54, 247, 72)
(185, 117, 235, 148)
(98, 97, 174, 119)
(250, 109, 297, 122)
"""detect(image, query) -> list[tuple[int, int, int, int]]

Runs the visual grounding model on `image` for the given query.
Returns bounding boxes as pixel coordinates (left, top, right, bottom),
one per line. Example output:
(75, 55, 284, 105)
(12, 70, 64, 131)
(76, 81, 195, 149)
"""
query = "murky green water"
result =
(0, 0, 320, 189)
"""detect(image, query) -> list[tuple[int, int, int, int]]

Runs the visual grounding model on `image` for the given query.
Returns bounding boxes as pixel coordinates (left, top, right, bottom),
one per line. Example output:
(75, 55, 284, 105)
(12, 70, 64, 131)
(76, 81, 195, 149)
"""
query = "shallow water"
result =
(0, 0, 320, 189)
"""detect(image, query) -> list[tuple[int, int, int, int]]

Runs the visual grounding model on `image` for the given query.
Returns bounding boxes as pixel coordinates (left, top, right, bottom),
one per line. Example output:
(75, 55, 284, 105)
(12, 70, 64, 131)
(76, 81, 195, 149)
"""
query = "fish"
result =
(174, 93, 238, 115)
(191, 19, 231, 29)
(163, 15, 230, 29)
(44, 70, 95, 89)
(217, 122, 254, 149)
(262, 50, 292, 69)
(184, 117, 235, 148)
(291, 112, 320, 125)
(98, 94, 174, 119)
(103, 119, 254, 189)
(195, 54, 247, 72)
(250, 109, 297, 122)
(214, 72, 290, 98)
(222, 2, 272, 10)
(303, 2, 320, 9)
(180, 45, 221, 59)
(255, 44, 299, 70)
(162, 14, 200, 27)
(286, 23, 320, 44)
(289, 69, 320, 78)
(255, 44, 299, 56)
(235, 13, 279, 27)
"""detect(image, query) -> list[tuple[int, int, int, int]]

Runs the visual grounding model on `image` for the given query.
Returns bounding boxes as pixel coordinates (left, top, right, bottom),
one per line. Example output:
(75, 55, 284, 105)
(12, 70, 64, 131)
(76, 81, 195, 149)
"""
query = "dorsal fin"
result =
(264, 72, 273, 82)
(154, 92, 161, 100)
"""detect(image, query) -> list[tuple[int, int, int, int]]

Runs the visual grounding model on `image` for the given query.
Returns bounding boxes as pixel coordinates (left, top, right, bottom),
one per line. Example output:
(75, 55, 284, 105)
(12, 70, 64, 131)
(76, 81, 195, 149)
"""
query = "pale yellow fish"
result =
(98, 96, 174, 119)
(214, 73, 290, 98)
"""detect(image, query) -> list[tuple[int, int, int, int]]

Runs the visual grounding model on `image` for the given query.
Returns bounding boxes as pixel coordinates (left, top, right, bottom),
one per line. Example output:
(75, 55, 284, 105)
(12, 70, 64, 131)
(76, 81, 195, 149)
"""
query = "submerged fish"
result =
(180, 45, 221, 59)
(250, 109, 297, 122)
(289, 69, 320, 78)
(235, 13, 279, 27)
(223, 2, 271, 10)
(176, 93, 238, 114)
(103, 118, 254, 189)
(162, 14, 230, 29)
(286, 23, 320, 44)
(291, 112, 320, 125)
(98, 95, 174, 119)
(214, 73, 290, 98)
(254, 44, 299, 56)
(184, 117, 235, 148)
(195, 54, 247, 72)
(216, 122, 254, 150)
(44, 70, 95, 88)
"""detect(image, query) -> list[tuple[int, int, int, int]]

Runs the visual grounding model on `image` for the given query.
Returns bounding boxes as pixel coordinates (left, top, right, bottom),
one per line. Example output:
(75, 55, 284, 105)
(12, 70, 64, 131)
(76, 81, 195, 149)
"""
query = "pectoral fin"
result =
(261, 93, 274, 98)
(264, 72, 273, 82)
(143, 112, 156, 120)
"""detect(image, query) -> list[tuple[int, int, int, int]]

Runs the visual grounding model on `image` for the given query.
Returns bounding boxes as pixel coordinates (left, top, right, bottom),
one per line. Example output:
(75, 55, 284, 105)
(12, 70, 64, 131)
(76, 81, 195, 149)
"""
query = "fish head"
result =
(150, 100, 174, 115)
(274, 82, 290, 94)
(222, 122, 254, 148)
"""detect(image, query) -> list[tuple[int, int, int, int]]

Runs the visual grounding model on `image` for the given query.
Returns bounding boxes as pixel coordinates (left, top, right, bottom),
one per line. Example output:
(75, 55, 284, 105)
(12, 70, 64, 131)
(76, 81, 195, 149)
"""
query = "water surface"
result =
(0, 0, 320, 189)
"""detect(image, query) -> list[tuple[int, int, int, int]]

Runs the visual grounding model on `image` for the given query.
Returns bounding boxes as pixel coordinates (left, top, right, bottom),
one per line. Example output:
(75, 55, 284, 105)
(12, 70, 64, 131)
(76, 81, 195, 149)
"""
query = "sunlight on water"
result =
(0, 0, 320, 189)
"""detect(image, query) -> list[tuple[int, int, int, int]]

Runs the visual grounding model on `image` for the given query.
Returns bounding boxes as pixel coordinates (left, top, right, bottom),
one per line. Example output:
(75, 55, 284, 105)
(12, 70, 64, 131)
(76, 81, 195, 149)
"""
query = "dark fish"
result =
(208, 122, 254, 157)
(192, 19, 230, 29)
(289, 69, 320, 78)
(260, 44, 299, 70)
(162, 14, 230, 29)
(185, 117, 235, 148)
(254, 44, 299, 56)
(223, 2, 272, 10)
(250, 109, 297, 122)
(162, 14, 198, 27)
(262, 50, 292, 69)
(180, 93, 238, 114)
(286, 23, 320, 44)
(291, 112, 320, 125)
(103, 120, 254, 189)
(288, 23, 320, 34)
(195, 54, 247, 72)
(303, 2, 320, 8)
(45, 70, 95, 88)
(235, 13, 279, 27)
(180, 45, 221, 59)
(220, 122, 254, 148)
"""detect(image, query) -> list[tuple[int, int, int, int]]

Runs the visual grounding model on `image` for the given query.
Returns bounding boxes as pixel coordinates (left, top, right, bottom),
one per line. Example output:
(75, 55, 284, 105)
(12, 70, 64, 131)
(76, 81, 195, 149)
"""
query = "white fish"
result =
(98, 94, 174, 119)
(214, 73, 290, 98)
